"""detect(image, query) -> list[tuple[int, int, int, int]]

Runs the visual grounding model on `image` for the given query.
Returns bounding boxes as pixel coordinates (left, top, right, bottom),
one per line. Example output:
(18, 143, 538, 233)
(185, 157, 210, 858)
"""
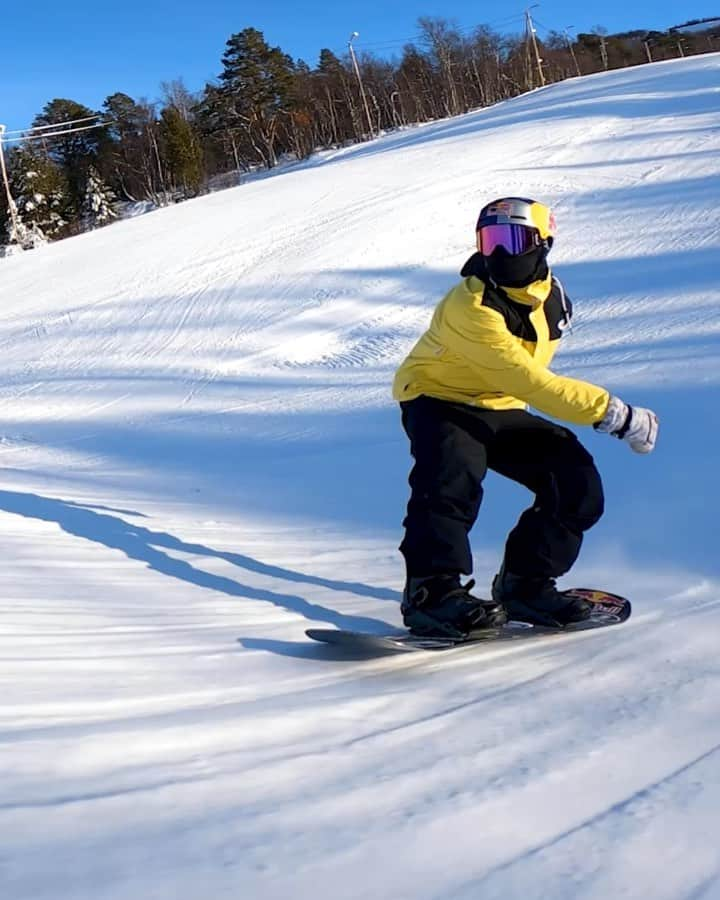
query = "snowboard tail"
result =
(306, 588, 630, 653)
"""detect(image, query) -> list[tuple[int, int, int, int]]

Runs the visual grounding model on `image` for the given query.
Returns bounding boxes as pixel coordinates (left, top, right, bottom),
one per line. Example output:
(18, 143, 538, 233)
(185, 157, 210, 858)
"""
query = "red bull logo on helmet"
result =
(477, 197, 556, 242)
(487, 201, 513, 216)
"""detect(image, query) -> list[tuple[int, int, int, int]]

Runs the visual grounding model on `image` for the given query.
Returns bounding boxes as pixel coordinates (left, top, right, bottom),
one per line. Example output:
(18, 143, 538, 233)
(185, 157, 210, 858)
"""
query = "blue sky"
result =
(2, 0, 718, 129)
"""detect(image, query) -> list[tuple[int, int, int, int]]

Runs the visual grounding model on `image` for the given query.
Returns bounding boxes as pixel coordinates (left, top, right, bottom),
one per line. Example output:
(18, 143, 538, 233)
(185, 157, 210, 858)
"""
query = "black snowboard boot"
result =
(402, 574, 507, 638)
(491, 565, 592, 627)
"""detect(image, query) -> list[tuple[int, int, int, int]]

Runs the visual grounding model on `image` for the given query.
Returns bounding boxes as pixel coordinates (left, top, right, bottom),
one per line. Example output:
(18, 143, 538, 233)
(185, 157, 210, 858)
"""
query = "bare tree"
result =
(417, 17, 464, 117)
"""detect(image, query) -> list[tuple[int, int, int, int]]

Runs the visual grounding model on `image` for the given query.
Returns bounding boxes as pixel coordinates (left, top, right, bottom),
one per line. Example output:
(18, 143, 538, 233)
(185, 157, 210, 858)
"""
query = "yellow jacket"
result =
(393, 259, 609, 426)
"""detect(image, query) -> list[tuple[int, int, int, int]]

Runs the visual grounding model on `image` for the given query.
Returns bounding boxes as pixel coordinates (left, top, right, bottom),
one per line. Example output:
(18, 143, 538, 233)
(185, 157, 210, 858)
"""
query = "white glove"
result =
(595, 395, 658, 454)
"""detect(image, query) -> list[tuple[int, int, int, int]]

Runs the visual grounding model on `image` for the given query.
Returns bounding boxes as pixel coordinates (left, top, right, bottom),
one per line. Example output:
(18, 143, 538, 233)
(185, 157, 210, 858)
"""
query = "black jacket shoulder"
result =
(460, 253, 572, 342)
(545, 276, 573, 339)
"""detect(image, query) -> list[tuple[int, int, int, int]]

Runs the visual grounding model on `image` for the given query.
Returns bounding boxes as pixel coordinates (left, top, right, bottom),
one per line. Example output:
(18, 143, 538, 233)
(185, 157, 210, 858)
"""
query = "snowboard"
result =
(306, 588, 630, 654)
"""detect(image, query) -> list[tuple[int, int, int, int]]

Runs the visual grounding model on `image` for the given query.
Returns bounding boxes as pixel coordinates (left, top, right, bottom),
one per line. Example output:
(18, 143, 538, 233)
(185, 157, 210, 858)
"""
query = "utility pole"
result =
(599, 34, 608, 70)
(525, 7, 545, 88)
(643, 39, 653, 63)
(564, 27, 582, 77)
(524, 26, 534, 90)
(348, 32, 374, 138)
(389, 91, 404, 127)
(0, 124, 21, 244)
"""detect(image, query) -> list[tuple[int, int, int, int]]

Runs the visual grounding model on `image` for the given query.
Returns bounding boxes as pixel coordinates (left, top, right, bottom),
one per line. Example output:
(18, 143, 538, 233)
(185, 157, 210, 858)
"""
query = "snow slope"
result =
(1, 55, 720, 899)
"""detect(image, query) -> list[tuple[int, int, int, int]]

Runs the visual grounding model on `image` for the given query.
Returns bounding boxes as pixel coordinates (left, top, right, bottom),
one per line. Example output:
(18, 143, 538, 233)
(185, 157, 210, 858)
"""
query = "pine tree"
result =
(159, 106, 204, 197)
(196, 84, 244, 177)
(104, 93, 170, 205)
(8, 145, 70, 244)
(218, 28, 295, 168)
(81, 164, 117, 228)
(103, 92, 149, 201)
(0, 195, 28, 252)
(32, 98, 109, 225)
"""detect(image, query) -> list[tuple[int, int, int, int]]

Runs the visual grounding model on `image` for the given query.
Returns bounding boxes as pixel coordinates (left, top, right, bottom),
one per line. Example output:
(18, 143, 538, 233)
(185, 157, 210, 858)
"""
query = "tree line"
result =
(2, 17, 717, 249)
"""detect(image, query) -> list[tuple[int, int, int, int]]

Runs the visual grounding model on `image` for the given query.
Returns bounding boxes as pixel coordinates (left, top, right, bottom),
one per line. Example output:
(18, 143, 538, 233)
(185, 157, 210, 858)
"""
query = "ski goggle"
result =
(477, 223, 541, 256)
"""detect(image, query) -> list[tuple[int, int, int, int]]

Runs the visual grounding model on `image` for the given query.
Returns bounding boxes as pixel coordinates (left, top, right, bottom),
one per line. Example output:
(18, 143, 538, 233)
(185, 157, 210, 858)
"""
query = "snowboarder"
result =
(393, 197, 658, 637)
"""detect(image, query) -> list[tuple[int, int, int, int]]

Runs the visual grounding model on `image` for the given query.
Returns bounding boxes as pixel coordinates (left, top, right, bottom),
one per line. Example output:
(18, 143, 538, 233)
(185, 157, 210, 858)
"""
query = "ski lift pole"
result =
(525, 6, 546, 87)
(348, 32, 374, 138)
(0, 124, 21, 243)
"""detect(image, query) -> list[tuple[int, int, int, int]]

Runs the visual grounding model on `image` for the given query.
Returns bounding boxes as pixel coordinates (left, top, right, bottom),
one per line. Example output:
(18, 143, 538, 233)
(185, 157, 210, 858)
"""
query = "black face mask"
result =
(486, 245, 549, 288)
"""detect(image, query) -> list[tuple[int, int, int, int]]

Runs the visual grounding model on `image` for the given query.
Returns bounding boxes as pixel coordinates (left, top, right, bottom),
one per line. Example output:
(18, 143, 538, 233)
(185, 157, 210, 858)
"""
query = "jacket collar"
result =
(502, 271, 553, 307)
(461, 252, 553, 307)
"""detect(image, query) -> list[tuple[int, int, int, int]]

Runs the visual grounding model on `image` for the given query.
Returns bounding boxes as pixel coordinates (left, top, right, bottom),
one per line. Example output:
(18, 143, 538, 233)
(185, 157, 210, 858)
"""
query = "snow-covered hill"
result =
(2, 55, 720, 900)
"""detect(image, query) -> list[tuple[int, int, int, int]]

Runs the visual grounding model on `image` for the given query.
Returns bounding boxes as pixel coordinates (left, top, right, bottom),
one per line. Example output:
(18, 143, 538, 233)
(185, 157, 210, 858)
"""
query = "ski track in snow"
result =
(1, 55, 720, 899)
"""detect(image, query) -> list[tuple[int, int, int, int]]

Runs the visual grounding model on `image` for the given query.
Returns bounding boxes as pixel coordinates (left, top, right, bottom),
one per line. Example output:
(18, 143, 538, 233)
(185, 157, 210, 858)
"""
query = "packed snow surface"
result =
(2, 55, 720, 899)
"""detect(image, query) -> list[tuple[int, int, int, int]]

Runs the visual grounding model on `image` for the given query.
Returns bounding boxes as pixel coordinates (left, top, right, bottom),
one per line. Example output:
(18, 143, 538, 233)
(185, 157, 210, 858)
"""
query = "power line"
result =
(530, 15, 554, 34)
(325, 12, 526, 56)
(1, 114, 104, 137)
(531, 15, 567, 39)
(0, 121, 110, 145)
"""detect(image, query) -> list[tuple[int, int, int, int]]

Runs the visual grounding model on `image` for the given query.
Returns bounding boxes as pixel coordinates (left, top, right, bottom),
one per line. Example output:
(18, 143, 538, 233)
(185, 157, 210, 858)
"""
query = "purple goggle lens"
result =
(479, 223, 538, 255)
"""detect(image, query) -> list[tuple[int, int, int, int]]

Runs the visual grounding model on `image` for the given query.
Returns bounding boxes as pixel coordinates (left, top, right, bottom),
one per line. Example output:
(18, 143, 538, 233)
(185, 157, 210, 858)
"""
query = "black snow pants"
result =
(399, 395, 604, 579)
